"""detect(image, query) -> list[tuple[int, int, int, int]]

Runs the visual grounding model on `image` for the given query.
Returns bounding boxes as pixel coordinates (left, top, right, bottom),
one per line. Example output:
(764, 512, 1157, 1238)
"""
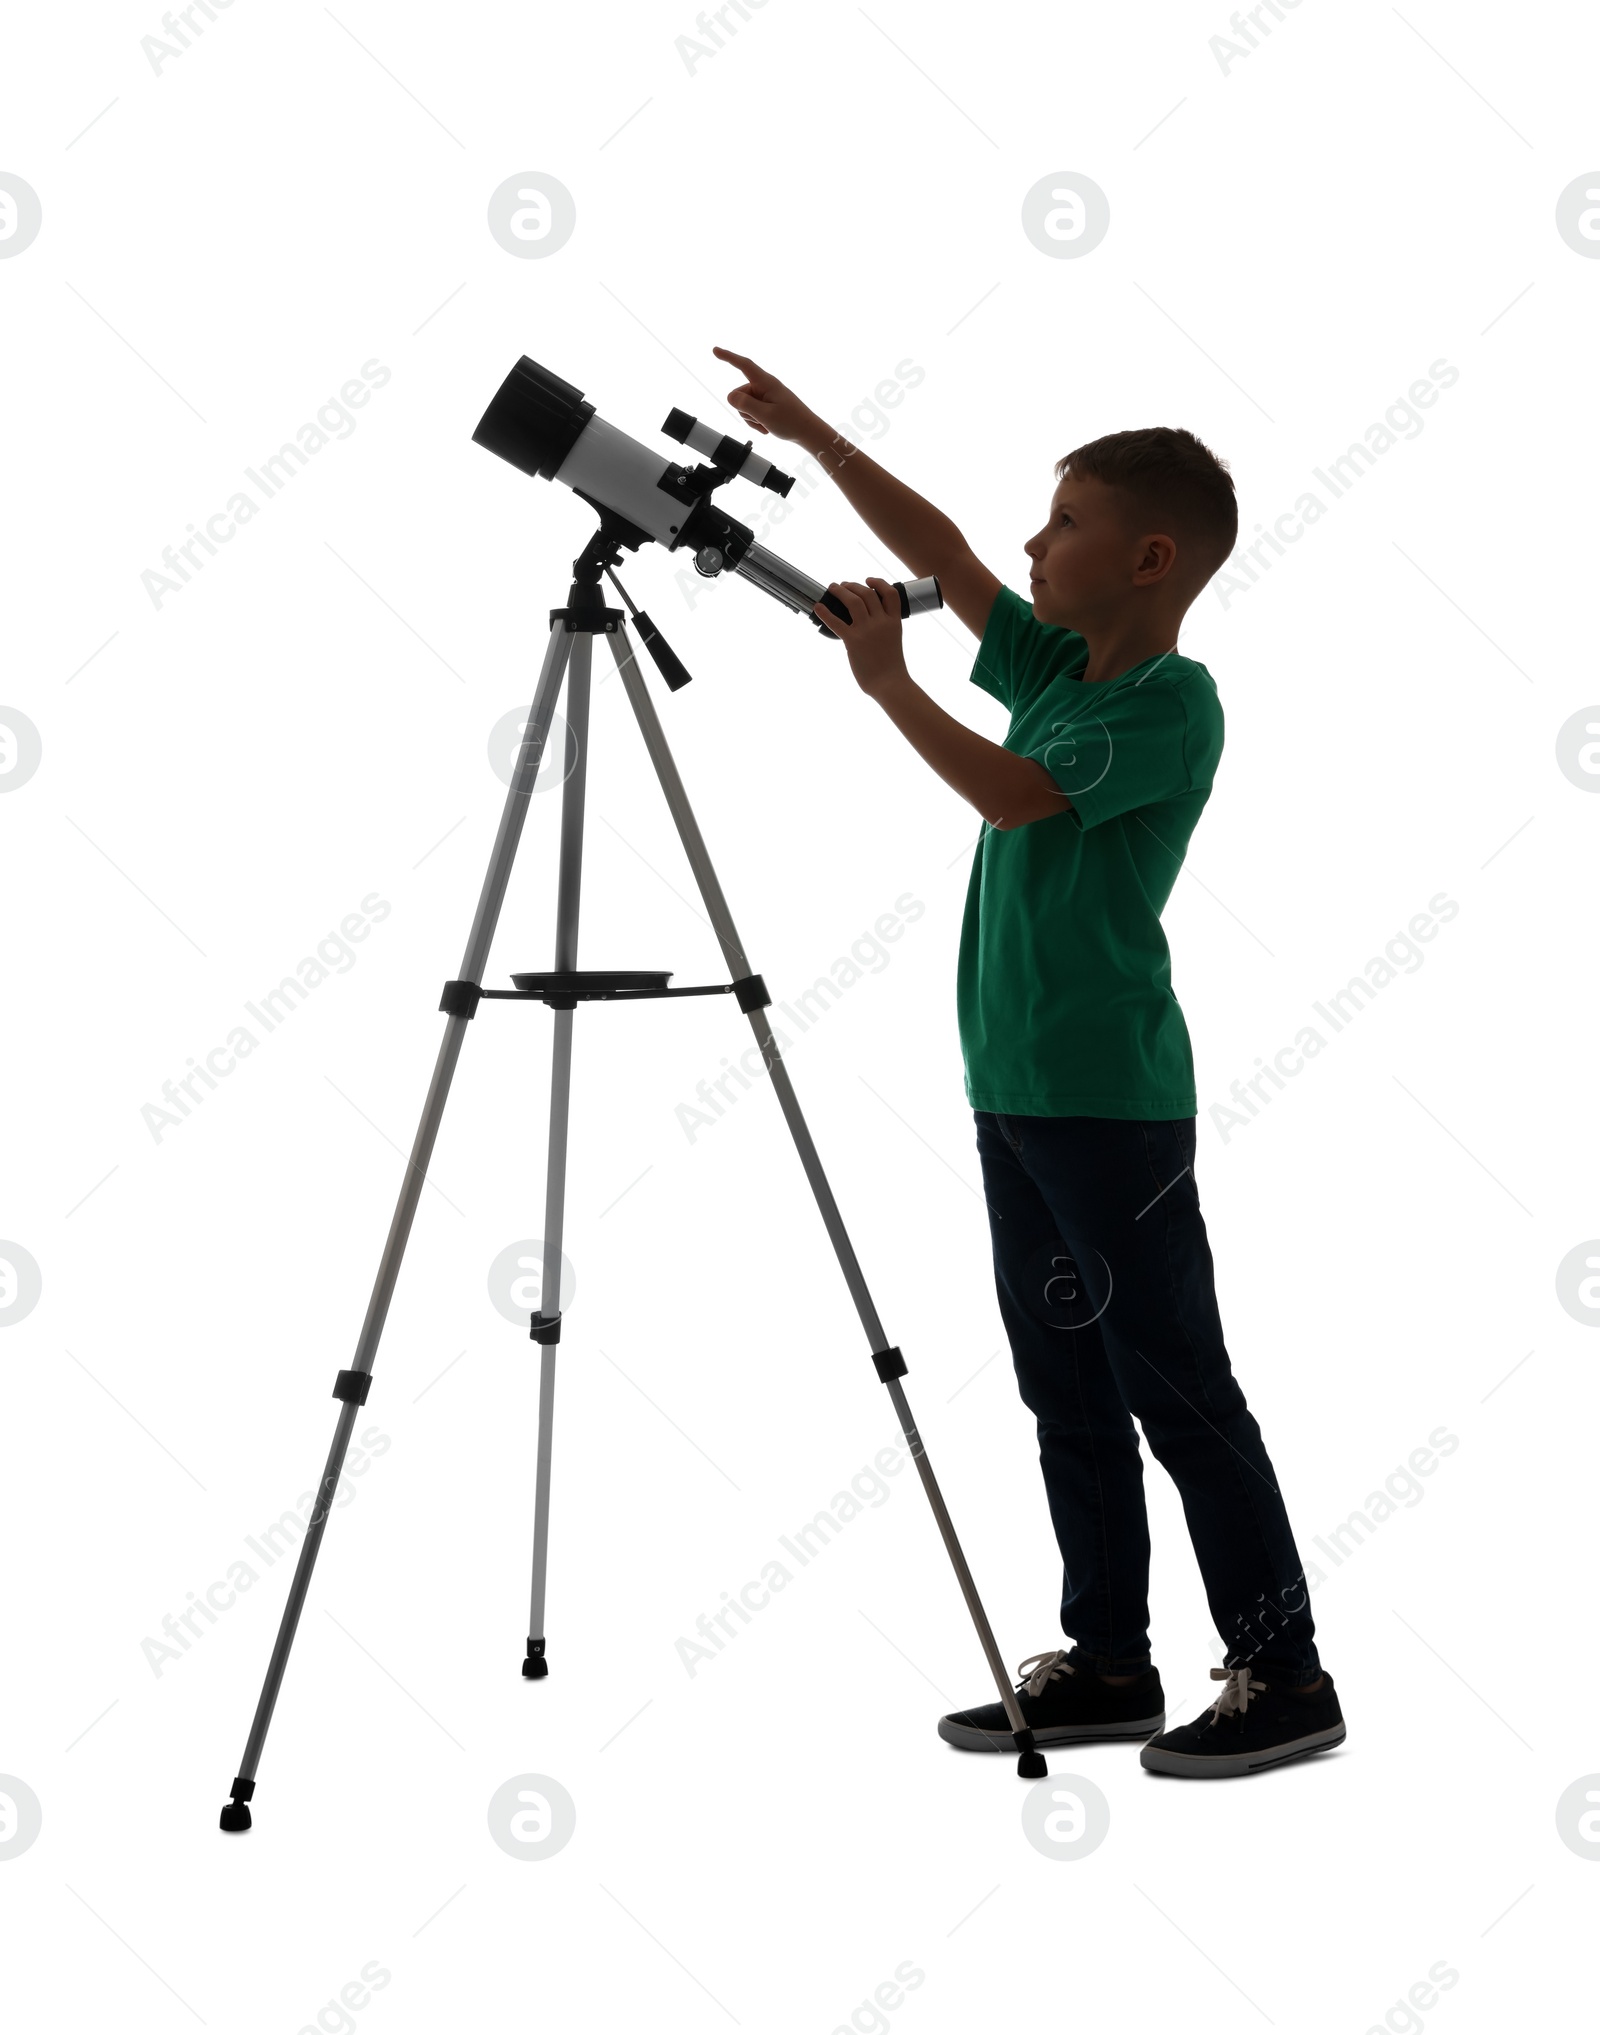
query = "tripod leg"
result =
(602, 624, 1042, 1777)
(219, 619, 578, 1831)
(523, 633, 593, 1679)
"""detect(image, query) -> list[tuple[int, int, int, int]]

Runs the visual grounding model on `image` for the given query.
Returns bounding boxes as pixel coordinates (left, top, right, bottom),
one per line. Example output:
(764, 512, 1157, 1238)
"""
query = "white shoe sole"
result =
(1140, 1721, 1346, 1777)
(939, 1711, 1166, 1752)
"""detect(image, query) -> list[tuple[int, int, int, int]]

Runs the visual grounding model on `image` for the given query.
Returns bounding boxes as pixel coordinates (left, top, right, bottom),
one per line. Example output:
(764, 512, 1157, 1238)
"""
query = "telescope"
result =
(472, 355, 943, 640)
(214, 350, 1042, 1837)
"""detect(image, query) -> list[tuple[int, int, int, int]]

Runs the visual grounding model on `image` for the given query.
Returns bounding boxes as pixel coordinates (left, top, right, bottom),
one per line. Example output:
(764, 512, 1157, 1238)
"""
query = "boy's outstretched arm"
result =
(714, 347, 1003, 639)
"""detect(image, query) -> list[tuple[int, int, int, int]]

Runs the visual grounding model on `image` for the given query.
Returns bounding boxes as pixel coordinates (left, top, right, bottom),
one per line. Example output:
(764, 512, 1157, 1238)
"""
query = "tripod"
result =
(219, 530, 1043, 1831)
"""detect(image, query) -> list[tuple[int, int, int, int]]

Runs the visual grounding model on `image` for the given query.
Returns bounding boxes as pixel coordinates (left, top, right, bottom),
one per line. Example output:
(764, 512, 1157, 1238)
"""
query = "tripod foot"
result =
(521, 1639, 548, 1680)
(219, 1777, 255, 1832)
(1014, 1729, 1047, 1779)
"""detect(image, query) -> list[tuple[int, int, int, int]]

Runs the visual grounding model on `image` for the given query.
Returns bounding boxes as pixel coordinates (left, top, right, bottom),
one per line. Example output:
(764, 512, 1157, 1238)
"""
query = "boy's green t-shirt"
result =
(956, 584, 1225, 1119)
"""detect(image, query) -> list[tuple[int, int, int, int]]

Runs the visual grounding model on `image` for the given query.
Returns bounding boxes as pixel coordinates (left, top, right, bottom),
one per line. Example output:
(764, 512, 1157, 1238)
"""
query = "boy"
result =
(714, 346, 1346, 1778)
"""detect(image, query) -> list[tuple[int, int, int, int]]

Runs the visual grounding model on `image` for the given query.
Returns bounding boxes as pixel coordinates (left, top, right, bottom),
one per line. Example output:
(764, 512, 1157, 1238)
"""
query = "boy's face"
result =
(1024, 472, 1169, 629)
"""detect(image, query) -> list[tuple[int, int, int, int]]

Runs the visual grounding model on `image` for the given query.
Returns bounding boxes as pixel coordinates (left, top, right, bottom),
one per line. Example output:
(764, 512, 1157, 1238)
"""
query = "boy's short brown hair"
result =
(1056, 427, 1238, 587)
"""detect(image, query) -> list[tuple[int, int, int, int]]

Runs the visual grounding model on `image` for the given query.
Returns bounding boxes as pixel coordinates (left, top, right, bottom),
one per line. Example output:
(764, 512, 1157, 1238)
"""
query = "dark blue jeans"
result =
(975, 1110, 1320, 1685)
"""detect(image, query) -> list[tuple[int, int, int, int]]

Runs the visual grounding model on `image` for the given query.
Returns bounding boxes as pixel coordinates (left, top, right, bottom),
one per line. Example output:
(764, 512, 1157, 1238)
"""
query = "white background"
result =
(3, 0, 1597, 2027)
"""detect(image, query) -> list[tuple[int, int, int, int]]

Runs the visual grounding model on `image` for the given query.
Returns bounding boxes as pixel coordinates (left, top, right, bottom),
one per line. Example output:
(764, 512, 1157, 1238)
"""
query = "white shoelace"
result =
(1208, 1666, 1268, 1719)
(1017, 1656, 1275, 1717)
(1016, 1650, 1077, 1697)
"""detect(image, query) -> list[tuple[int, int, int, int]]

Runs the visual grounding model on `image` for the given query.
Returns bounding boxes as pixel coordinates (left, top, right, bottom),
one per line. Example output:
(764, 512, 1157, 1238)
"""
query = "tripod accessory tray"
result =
(439, 970, 771, 1016)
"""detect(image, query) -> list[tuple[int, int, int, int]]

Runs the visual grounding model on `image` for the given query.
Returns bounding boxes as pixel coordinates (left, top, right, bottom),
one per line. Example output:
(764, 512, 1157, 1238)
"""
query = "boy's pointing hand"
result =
(814, 579, 908, 695)
(712, 347, 818, 444)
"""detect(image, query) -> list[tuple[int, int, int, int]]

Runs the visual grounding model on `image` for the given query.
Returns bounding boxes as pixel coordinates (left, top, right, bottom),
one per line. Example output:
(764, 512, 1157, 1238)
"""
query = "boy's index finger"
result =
(712, 345, 759, 373)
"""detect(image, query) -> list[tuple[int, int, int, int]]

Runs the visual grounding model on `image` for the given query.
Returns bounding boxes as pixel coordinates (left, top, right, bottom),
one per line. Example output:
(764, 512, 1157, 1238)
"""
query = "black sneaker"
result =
(938, 1647, 1165, 1752)
(1140, 1665, 1346, 1777)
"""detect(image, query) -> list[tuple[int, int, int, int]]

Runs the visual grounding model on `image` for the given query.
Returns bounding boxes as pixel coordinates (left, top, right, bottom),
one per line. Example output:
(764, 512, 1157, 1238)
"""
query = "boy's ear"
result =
(1133, 534, 1180, 583)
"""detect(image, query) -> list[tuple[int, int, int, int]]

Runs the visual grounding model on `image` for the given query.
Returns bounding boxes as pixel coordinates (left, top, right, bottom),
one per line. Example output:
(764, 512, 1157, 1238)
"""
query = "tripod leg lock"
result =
(731, 972, 771, 1013)
(529, 1312, 562, 1345)
(439, 979, 483, 1020)
(872, 1346, 908, 1383)
(332, 1369, 373, 1405)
